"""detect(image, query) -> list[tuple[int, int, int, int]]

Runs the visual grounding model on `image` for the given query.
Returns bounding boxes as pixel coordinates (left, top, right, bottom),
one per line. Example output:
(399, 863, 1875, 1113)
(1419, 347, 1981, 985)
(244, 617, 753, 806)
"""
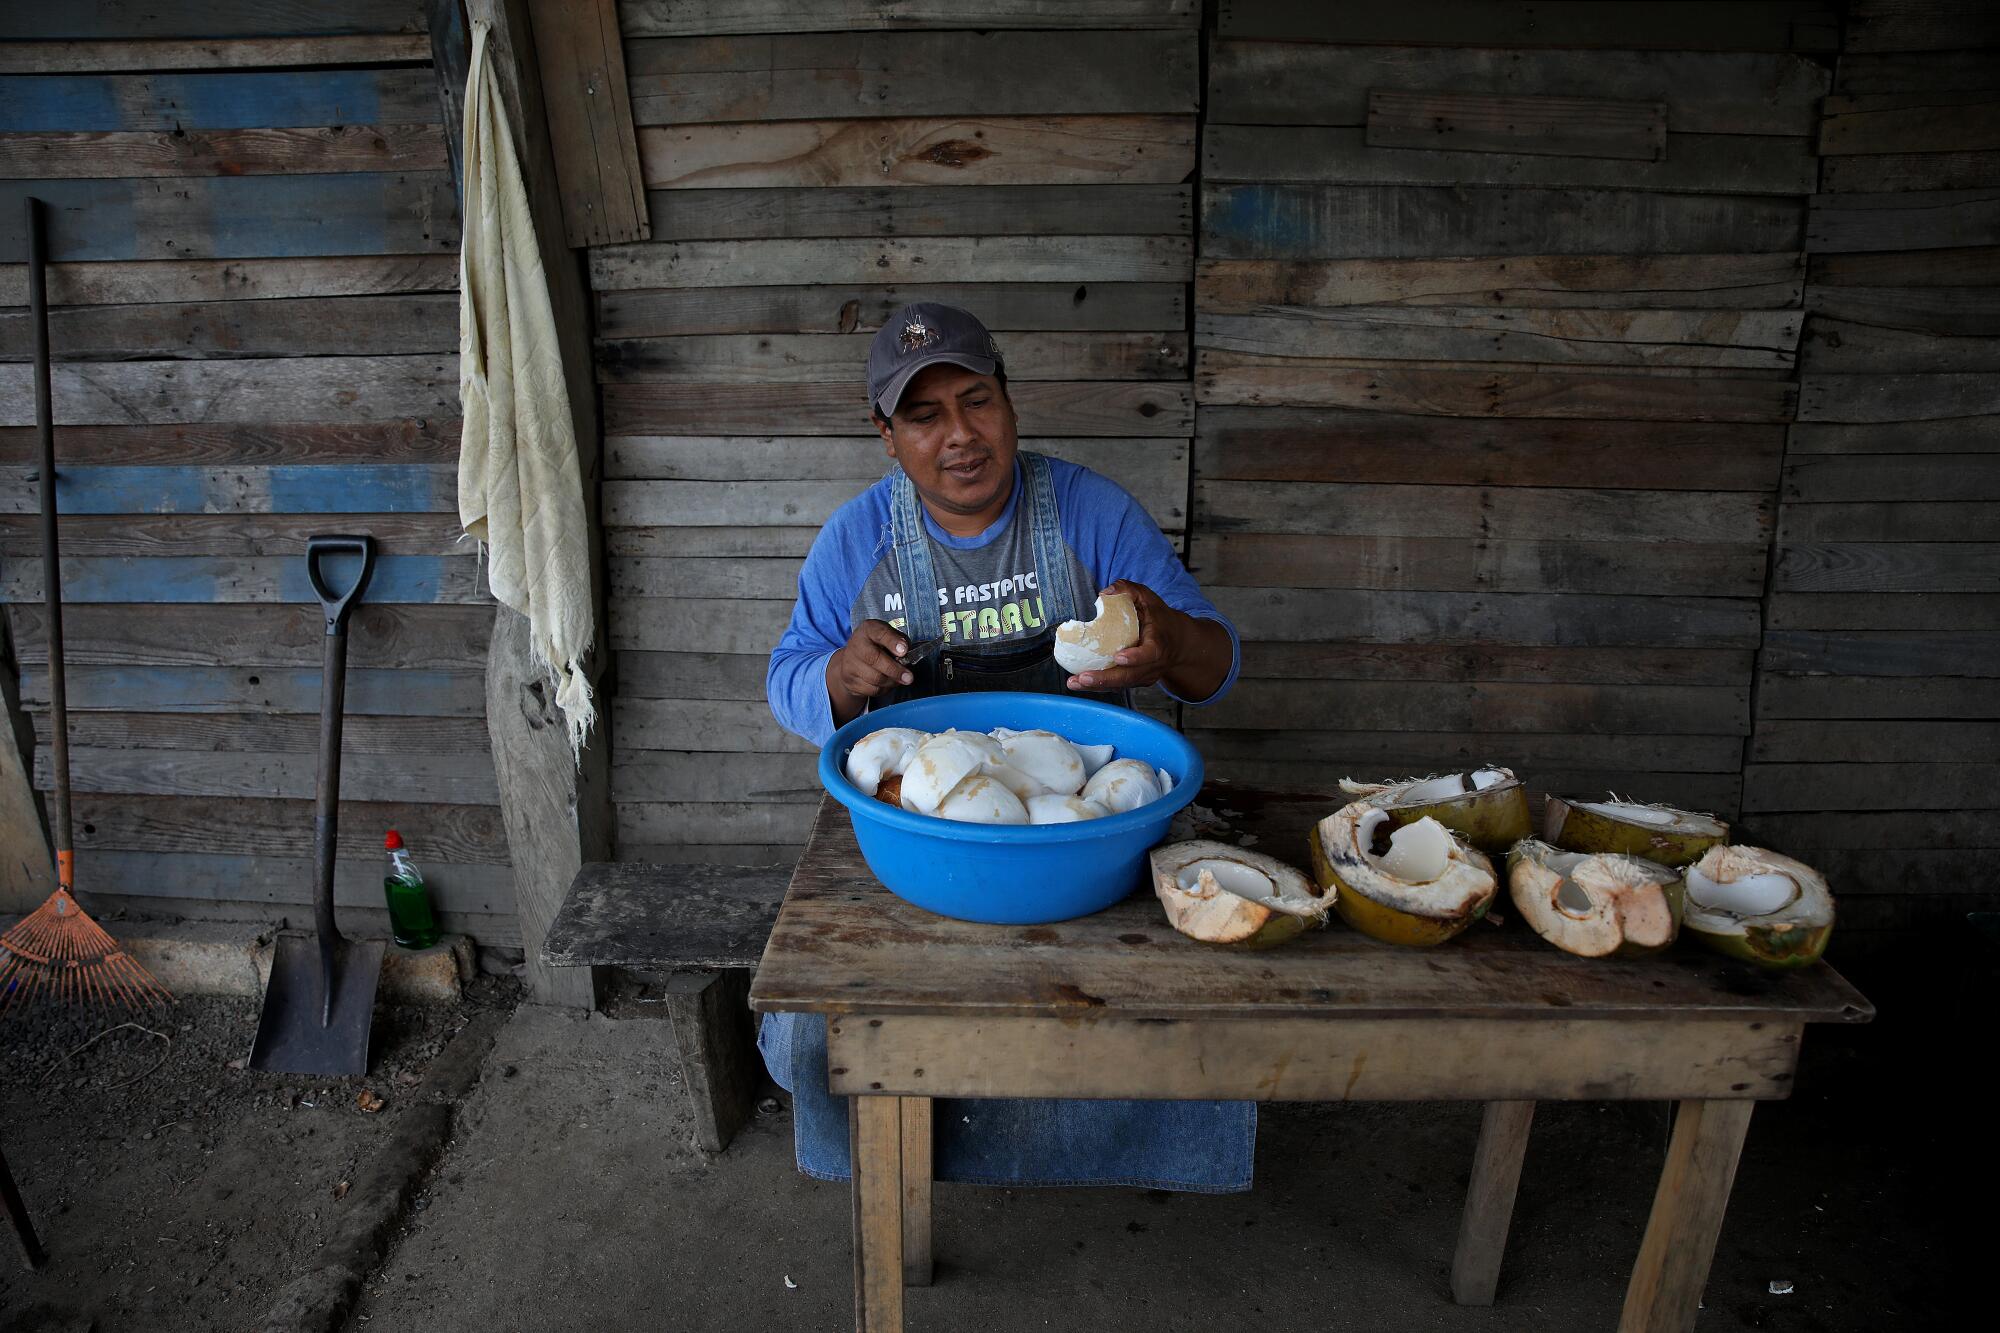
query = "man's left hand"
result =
(1065, 579, 1231, 702)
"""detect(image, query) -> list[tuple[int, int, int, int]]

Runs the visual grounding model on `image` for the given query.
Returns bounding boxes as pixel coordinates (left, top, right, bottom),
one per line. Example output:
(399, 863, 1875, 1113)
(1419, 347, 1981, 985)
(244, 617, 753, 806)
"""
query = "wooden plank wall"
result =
(1189, 1, 1834, 814)
(1743, 0, 2000, 932)
(595, 1, 1201, 866)
(0, 6, 518, 941)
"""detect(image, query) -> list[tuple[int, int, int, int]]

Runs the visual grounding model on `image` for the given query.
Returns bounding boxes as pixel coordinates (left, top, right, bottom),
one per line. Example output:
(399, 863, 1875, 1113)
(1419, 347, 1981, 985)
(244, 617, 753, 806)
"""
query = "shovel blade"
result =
(248, 934, 385, 1076)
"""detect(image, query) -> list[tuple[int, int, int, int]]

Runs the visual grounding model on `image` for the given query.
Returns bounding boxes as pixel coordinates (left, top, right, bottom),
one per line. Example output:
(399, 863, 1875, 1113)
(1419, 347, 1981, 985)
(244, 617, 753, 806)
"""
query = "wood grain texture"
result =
(1843, 0, 2000, 53)
(596, 331, 1188, 383)
(643, 183, 1192, 241)
(1452, 1101, 1536, 1306)
(1785, 454, 2000, 502)
(72, 849, 514, 918)
(18, 663, 487, 717)
(638, 115, 1195, 190)
(1804, 284, 2000, 337)
(1742, 763, 2000, 812)
(0, 36, 434, 73)
(0, 294, 458, 361)
(38, 710, 491, 756)
(1767, 591, 2000, 631)
(1194, 481, 1769, 544)
(1207, 44, 1828, 135)
(0, 254, 457, 307)
(3, 2, 427, 39)
(8, 603, 489, 670)
(1819, 93, 2000, 156)
(1758, 630, 2000, 678)
(1191, 728, 1745, 773)
(1197, 254, 1804, 312)
(1210, 587, 1761, 649)
(604, 380, 1192, 437)
(0, 355, 457, 425)
(1619, 1100, 1755, 1333)
(1772, 542, 2000, 594)
(0, 417, 460, 466)
(1215, 643, 1753, 687)
(527, 0, 649, 246)
(1365, 90, 1666, 162)
(39, 745, 497, 805)
(1214, 0, 1839, 51)
(0, 556, 483, 605)
(620, 0, 1199, 37)
(68, 792, 507, 864)
(0, 514, 465, 558)
(0, 124, 446, 177)
(849, 1095, 904, 1333)
(1823, 150, 2000, 195)
(612, 749, 819, 802)
(1836, 50, 2000, 95)
(541, 861, 787, 968)
(1752, 718, 2000, 763)
(596, 282, 1186, 338)
(1799, 373, 2000, 423)
(590, 235, 1190, 289)
(627, 30, 1197, 122)
(1199, 680, 1748, 737)
(1756, 674, 2000, 719)
(0, 69, 442, 133)
(1807, 190, 2000, 254)
(1803, 321, 2000, 373)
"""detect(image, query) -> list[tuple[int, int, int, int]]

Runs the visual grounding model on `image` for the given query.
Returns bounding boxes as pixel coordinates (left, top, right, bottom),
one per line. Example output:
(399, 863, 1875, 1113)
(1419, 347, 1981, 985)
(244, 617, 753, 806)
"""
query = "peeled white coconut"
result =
(1076, 743, 1116, 777)
(982, 762, 1052, 802)
(899, 732, 993, 815)
(844, 727, 928, 794)
(1053, 591, 1141, 675)
(992, 729, 1087, 796)
(1081, 758, 1165, 814)
(933, 774, 1030, 825)
(1681, 844, 1835, 969)
(1026, 793, 1107, 824)
(1507, 840, 1683, 959)
(1151, 841, 1333, 948)
(1308, 804, 1497, 947)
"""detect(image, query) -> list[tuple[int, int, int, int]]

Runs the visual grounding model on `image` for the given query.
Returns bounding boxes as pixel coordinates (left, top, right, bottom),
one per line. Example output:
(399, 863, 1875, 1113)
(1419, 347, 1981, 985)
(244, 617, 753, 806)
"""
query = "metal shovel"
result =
(249, 535, 385, 1076)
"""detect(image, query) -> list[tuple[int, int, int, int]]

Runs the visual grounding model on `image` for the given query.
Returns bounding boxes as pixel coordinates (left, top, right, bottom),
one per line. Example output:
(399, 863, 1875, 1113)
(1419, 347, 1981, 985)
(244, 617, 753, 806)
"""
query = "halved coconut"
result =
(1081, 758, 1165, 814)
(1152, 841, 1332, 949)
(1025, 793, 1106, 824)
(1053, 591, 1140, 675)
(1543, 796, 1729, 867)
(899, 732, 992, 815)
(992, 729, 1087, 796)
(1308, 804, 1497, 947)
(845, 727, 928, 794)
(1682, 844, 1834, 969)
(1339, 767, 1531, 853)
(1507, 839, 1684, 959)
(933, 774, 1029, 825)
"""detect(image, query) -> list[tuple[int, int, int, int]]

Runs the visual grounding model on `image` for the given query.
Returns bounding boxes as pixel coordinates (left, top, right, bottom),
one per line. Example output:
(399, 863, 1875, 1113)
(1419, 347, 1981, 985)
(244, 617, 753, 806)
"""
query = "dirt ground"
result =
(0, 941, 1984, 1333)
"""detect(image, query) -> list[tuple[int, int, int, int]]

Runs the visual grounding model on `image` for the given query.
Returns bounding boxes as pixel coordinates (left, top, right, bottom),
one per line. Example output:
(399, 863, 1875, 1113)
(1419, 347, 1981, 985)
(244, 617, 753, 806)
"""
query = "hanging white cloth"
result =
(457, 18, 595, 757)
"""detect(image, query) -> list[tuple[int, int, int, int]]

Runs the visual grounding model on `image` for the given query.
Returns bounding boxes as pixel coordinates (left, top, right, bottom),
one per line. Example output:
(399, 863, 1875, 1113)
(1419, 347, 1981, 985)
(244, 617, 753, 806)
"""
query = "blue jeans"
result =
(758, 1011, 1255, 1191)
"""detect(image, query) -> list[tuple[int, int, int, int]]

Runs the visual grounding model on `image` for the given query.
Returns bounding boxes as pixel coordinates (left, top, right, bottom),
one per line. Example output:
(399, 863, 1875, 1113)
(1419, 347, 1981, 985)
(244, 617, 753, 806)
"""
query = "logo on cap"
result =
(898, 320, 938, 354)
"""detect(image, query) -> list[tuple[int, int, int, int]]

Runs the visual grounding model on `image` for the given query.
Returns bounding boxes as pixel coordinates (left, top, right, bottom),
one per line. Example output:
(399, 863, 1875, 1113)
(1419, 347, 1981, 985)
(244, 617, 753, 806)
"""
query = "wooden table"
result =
(749, 789, 1873, 1333)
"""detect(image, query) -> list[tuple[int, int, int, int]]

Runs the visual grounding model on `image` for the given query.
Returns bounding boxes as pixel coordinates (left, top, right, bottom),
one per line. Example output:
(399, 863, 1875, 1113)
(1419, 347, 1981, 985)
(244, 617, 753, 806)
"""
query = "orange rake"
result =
(0, 198, 172, 1018)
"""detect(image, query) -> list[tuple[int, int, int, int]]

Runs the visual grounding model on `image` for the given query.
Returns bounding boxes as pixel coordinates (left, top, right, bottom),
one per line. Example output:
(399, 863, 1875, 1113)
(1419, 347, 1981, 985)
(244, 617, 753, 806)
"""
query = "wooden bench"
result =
(540, 862, 788, 1152)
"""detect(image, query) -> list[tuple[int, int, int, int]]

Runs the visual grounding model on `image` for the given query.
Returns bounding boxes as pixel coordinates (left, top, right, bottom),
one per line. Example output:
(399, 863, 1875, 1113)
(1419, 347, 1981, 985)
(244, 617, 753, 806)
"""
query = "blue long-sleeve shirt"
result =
(766, 456, 1241, 745)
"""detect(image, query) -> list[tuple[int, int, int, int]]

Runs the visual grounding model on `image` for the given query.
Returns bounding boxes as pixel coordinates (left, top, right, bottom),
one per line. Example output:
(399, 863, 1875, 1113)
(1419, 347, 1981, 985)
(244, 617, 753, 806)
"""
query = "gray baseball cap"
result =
(867, 302, 1005, 418)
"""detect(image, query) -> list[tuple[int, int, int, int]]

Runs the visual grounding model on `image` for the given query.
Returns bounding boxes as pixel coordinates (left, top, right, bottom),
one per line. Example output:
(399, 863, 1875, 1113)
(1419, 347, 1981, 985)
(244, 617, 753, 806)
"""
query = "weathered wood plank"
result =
(604, 380, 1192, 437)
(1739, 809, 2000, 852)
(607, 434, 1184, 482)
(598, 331, 1186, 384)
(0, 125, 446, 178)
(617, 651, 769, 700)
(1191, 728, 1747, 773)
(17, 664, 486, 716)
(1750, 719, 2000, 763)
(1766, 591, 2000, 632)
(1799, 374, 2000, 424)
(1201, 185, 1803, 260)
(1196, 254, 1804, 312)
(1822, 150, 2000, 196)
(68, 792, 507, 865)
(1206, 128, 1816, 196)
(8, 602, 489, 670)
(0, 294, 458, 360)
(0, 355, 457, 425)
(590, 236, 1189, 290)
(1804, 284, 2000, 337)
(617, 699, 813, 755)
(73, 850, 514, 918)
(1194, 481, 1769, 544)
(1807, 190, 2000, 255)
(619, 1, 1199, 37)
(1778, 501, 2000, 542)
(1743, 763, 2000, 812)
(1835, 50, 2000, 95)
(1452, 1100, 1537, 1308)
(0, 174, 459, 262)
(612, 750, 820, 801)
(607, 526, 817, 559)
(644, 184, 1192, 242)
(1195, 307, 1801, 371)
(1214, 0, 1839, 51)
(1210, 588, 1762, 649)
(1820, 93, 2000, 157)
(1195, 356, 1796, 422)
(0, 254, 457, 307)
(0, 70, 441, 131)
(620, 801, 820, 845)
(3, 3, 427, 39)
(541, 861, 787, 969)
(39, 710, 490, 756)
(1226, 643, 1753, 687)
(1807, 246, 2000, 289)
(1784, 454, 2000, 500)
(1193, 532, 1768, 597)
(1195, 410, 1785, 491)
(638, 116, 1195, 190)
(1787, 418, 2000, 455)
(1844, 0, 2000, 53)
(1200, 680, 1749, 737)
(1760, 629, 2000, 677)
(1207, 44, 1828, 136)
(626, 30, 1197, 122)
(0, 418, 459, 466)
(1772, 543, 2000, 594)
(0, 36, 434, 73)
(1756, 674, 2000, 719)
(38, 746, 497, 805)
(0, 464, 454, 514)
(0, 513, 464, 558)
(611, 598, 811, 655)
(1803, 321, 2000, 373)
(611, 556, 823, 600)
(0, 555, 485, 604)
(527, 0, 649, 247)
(1366, 90, 1665, 161)
(596, 282, 1183, 339)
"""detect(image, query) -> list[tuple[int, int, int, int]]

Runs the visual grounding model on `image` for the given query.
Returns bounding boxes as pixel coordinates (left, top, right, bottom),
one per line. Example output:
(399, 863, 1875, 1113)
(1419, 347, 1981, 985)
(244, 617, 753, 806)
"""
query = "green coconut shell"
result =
(1542, 796, 1727, 868)
(1310, 811, 1494, 948)
(1685, 917, 1833, 969)
(1381, 782, 1532, 855)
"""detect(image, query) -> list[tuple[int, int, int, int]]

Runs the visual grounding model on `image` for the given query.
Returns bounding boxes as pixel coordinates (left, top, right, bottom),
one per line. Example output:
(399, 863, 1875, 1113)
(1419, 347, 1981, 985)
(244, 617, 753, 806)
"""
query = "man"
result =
(761, 303, 1253, 1191)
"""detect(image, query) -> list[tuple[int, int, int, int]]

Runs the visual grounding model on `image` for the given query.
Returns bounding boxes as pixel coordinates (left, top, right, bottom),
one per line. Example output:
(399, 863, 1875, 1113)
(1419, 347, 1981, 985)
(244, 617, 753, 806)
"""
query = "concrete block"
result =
(108, 923, 471, 1004)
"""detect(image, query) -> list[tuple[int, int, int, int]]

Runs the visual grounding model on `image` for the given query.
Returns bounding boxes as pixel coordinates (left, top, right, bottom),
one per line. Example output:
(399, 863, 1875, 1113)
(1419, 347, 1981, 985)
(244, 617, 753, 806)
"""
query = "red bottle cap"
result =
(385, 830, 404, 850)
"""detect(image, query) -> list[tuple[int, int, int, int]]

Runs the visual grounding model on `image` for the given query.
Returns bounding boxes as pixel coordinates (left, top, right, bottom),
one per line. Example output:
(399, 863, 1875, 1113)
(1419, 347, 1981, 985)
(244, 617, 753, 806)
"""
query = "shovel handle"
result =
(306, 534, 375, 635)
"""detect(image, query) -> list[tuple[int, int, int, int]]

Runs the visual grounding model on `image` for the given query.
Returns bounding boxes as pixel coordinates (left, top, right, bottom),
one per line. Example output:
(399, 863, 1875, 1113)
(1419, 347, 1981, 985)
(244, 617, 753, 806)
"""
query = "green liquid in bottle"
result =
(384, 833, 441, 950)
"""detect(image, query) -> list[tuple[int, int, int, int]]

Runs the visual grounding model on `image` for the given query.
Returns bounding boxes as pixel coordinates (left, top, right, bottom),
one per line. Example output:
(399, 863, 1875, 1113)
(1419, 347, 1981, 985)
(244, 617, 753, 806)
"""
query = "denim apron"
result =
(757, 453, 1256, 1191)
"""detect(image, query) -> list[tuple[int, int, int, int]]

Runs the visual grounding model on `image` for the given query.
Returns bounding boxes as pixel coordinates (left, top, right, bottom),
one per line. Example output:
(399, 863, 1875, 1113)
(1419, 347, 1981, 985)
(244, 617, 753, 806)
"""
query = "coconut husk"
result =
(1506, 840, 1684, 959)
(1682, 843, 1834, 969)
(1151, 841, 1330, 949)
(1542, 796, 1728, 867)
(1340, 767, 1531, 853)
(1308, 803, 1496, 948)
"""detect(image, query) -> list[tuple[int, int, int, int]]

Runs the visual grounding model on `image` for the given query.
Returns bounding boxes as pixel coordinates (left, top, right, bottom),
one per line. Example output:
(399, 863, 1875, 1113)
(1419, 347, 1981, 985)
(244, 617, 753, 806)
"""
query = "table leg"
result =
(1618, 1099, 1755, 1333)
(1451, 1099, 1536, 1305)
(900, 1097, 933, 1287)
(849, 1096, 906, 1333)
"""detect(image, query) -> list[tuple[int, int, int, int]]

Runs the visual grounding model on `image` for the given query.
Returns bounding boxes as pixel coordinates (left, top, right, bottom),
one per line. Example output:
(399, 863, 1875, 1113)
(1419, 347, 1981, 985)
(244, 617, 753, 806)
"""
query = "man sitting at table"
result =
(760, 302, 1251, 1190)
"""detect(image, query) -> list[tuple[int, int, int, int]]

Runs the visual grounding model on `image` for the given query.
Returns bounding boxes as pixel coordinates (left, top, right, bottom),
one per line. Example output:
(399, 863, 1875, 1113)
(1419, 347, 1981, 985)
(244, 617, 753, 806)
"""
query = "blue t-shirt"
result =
(766, 456, 1241, 745)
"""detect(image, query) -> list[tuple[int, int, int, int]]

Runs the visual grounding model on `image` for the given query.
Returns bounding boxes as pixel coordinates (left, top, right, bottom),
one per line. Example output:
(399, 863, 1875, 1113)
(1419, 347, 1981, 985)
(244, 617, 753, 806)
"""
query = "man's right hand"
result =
(826, 619, 915, 725)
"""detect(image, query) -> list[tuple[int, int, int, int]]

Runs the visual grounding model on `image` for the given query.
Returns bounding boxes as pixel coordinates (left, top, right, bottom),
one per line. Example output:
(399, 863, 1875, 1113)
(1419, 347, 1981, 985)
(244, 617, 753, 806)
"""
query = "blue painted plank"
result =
(0, 4, 426, 40)
(0, 174, 457, 261)
(18, 664, 486, 716)
(0, 70, 439, 131)
(0, 555, 483, 604)
(36, 465, 452, 514)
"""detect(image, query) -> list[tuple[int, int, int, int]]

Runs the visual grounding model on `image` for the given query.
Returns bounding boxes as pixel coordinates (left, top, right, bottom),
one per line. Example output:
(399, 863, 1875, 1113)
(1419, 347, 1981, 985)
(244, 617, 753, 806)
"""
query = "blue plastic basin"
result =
(819, 692, 1204, 925)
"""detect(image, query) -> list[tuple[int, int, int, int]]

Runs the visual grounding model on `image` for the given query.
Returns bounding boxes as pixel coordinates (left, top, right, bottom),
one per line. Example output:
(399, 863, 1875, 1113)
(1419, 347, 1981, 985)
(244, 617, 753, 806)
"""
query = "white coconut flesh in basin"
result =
(1151, 840, 1331, 948)
(932, 774, 1029, 825)
(1025, 793, 1107, 824)
(899, 731, 993, 815)
(1081, 758, 1168, 814)
(1507, 839, 1682, 959)
(1052, 591, 1141, 675)
(844, 727, 928, 794)
(992, 729, 1087, 795)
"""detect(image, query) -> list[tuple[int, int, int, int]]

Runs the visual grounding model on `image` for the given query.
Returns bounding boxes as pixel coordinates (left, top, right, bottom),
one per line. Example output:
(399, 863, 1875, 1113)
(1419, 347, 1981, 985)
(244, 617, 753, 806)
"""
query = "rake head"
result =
(0, 888, 173, 1016)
